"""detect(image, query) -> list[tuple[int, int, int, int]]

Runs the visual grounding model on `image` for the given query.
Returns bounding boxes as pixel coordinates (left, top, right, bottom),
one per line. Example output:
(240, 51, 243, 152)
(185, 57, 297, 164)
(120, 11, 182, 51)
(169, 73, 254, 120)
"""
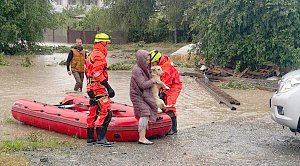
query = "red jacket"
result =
(159, 56, 182, 87)
(85, 43, 108, 94)
(159, 55, 182, 112)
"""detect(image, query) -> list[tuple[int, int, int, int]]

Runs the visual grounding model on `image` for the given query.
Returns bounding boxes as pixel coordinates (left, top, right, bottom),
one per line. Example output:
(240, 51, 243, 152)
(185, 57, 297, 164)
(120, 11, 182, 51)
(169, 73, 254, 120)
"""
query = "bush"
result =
(219, 79, 256, 90)
(145, 13, 170, 43)
(20, 57, 33, 67)
(0, 52, 8, 66)
(189, 0, 300, 70)
(108, 60, 135, 70)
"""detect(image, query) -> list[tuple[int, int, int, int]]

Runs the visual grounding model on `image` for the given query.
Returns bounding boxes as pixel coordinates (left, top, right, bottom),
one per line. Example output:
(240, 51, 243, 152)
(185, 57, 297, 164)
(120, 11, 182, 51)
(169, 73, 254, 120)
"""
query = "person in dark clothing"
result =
(66, 38, 87, 92)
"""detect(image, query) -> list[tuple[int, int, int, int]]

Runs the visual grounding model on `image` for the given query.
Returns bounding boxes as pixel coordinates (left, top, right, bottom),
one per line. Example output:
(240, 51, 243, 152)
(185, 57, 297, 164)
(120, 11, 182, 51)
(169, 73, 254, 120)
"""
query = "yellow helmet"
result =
(94, 33, 111, 43)
(150, 50, 162, 62)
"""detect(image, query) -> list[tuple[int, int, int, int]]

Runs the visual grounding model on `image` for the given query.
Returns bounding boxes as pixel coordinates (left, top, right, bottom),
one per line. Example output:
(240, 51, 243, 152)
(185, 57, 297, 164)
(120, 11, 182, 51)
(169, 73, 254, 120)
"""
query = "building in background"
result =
(51, 0, 104, 12)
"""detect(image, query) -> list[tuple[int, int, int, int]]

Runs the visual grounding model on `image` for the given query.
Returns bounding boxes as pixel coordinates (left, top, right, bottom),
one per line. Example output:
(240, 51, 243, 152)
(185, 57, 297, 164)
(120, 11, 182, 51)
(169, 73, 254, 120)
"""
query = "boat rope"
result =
(24, 106, 80, 121)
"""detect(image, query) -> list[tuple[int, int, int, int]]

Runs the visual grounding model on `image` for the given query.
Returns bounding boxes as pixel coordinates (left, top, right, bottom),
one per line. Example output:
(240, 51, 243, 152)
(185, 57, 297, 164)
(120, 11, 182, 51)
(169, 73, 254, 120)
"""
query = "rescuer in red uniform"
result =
(85, 33, 115, 146)
(150, 50, 182, 135)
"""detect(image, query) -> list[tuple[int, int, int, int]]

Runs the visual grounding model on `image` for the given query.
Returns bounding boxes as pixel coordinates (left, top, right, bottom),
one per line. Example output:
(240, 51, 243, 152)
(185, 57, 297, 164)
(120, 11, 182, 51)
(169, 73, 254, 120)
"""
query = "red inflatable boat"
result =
(11, 95, 172, 142)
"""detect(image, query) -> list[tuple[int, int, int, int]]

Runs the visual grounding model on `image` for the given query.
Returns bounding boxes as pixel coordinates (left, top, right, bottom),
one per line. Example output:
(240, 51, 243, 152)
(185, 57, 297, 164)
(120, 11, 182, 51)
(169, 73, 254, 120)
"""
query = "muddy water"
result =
(0, 53, 273, 139)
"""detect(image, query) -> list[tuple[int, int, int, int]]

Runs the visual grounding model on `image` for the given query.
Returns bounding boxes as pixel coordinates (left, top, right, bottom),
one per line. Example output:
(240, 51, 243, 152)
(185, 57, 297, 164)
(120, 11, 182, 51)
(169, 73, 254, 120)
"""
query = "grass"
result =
(20, 56, 33, 67)
(5, 118, 18, 124)
(53, 45, 71, 53)
(219, 79, 256, 90)
(59, 60, 67, 65)
(173, 61, 195, 68)
(0, 153, 29, 166)
(108, 60, 135, 70)
(0, 52, 8, 66)
(0, 132, 74, 152)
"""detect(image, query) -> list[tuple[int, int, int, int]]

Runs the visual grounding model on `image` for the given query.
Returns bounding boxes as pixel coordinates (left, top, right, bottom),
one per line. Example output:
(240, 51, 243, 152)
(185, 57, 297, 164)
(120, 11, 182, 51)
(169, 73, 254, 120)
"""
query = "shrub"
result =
(0, 53, 8, 66)
(20, 57, 33, 67)
(189, 0, 300, 70)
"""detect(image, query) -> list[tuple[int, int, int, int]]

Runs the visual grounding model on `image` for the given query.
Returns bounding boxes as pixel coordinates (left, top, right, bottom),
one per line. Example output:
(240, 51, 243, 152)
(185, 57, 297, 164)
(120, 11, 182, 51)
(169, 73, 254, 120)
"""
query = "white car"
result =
(271, 69, 300, 132)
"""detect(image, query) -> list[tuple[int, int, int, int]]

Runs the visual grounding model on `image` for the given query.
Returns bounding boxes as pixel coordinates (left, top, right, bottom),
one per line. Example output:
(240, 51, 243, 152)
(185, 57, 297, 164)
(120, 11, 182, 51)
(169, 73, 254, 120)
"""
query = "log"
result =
(237, 68, 249, 78)
(180, 71, 240, 105)
(195, 78, 236, 110)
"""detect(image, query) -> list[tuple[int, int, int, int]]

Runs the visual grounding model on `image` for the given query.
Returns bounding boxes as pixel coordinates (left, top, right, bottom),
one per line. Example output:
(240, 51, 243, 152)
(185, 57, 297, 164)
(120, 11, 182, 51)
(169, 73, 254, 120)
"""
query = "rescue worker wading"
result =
(85, 33, 115, 146)
(66, 38, 87, 92)
(150, 50, 182, 135)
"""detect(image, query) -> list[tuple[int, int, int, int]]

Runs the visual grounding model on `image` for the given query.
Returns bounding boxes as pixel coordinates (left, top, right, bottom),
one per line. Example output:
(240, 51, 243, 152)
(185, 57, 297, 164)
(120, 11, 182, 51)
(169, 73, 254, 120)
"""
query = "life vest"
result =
(85, 43, 108, 94)
(70, 48, 85, 72)
(85, 52, 108, 82)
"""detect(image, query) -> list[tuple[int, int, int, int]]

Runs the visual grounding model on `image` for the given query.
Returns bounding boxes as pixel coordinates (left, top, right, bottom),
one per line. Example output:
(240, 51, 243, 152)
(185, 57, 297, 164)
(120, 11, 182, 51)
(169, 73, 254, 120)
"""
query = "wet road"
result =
(1, 53, 300, 165)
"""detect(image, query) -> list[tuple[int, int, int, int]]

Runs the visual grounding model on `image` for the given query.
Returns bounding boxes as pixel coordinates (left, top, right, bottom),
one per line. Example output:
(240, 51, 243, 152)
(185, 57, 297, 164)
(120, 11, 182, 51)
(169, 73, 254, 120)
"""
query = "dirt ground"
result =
(20, 89, 300, 166)
(1, 52, 300, 165)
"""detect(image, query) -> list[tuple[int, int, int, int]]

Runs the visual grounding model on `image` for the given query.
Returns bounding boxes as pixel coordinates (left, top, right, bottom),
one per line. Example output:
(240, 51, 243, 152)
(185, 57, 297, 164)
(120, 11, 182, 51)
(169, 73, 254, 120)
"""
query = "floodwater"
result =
(0, 53, 272, 139)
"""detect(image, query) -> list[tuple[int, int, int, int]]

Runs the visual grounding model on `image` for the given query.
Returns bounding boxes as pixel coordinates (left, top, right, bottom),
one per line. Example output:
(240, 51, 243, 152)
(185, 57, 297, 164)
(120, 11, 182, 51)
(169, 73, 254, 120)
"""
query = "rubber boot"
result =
(96, 127, 113, 147)
(102, 126, 114, 145)
(166, 111, 177, 135)
(86, 128, 96, 145)
(167, 116, 177, 135)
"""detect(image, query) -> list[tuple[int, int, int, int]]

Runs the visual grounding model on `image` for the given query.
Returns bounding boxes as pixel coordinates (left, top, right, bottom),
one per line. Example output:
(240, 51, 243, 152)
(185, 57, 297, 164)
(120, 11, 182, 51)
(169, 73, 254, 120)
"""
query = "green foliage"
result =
(51, 6, 85, 30)
(5, 118, 17, 124)
(59, 60, 67, 65)
(219, 79, 256, 90)
(53, 46, 71, 53)
(62, 5, 85, 18)
(0, 132, 72, 152)
(145, 12, 170, 42)
(188, 0, 300, 70)
(101, 0, 196, 43)
(0, 0, 53, 54)
(51, 12, 69, 29)
(0, 53, 8, 66)
(20, 56, 33, 67)
(103, 0, 156, 42)
(108, 60, 135, 70)
(173, 62, 194, 68)
(80, 6, 111, 31)
(158, 0, 196, 43)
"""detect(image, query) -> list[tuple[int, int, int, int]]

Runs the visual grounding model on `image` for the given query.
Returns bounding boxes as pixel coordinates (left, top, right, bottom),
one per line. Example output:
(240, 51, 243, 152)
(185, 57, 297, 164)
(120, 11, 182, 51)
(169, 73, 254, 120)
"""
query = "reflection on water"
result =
(0, 53, 272, 139)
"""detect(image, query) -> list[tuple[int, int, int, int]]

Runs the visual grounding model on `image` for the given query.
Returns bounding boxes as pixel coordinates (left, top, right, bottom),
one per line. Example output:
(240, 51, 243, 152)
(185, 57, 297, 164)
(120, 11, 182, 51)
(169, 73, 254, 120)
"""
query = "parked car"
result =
(271, 69, 300, 132)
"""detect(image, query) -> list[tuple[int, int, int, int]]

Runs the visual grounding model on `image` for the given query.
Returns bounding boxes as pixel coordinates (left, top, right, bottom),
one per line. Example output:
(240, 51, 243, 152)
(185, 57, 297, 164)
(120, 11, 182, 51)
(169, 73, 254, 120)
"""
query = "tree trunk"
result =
(173, 29, 177, 44)
(52, 29, 55, 42)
